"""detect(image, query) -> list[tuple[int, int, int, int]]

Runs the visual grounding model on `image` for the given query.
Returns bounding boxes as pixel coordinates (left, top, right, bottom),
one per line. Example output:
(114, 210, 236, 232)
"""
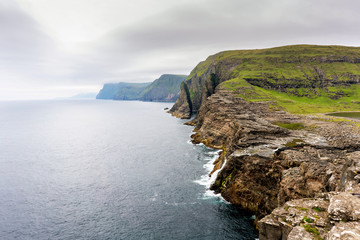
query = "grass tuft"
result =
(272, 121, 305, 130)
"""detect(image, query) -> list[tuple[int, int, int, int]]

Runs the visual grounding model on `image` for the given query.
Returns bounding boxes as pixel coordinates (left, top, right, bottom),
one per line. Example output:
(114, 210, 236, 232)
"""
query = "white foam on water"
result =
(193, 148, 229, 203)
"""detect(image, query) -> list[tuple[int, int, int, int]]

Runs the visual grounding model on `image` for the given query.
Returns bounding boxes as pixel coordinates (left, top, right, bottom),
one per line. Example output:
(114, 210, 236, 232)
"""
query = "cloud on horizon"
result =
(0, 0, 360, 99)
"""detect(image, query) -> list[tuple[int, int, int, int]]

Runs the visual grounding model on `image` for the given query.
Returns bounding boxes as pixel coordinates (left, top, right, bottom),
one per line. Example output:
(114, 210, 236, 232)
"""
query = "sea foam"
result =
(193, 146, 229, 202)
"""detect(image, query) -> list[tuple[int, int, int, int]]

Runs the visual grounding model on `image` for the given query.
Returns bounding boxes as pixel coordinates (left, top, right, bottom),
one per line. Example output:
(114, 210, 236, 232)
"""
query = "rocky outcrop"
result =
(169, 59, 243, 117)
(170, 45, 360, 239)
(97, 74, 186, 102)
(258, 192, 360, 239)
(169, 82, 192, 119)
(170, 45, 360, 118)
(180, 86, 360, 239)
(140, 74, 187, 102)
(96, 82, 151, 100)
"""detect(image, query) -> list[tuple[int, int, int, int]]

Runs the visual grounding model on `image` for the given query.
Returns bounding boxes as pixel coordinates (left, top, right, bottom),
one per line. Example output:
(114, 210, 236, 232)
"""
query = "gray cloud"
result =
(0, 2, 57, 66)
(106, 0, 360, 52)
(76, 0, 360, 87)
(1, 0, 360, 99)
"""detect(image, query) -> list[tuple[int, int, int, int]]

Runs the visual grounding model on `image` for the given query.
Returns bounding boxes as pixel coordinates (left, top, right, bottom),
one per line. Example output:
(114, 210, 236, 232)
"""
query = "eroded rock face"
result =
(211, 155, 283, 217)
(258, 192, 360, 240)
(328, 192, 360, 221)
(182, 86, 360, 239)
(170, 58, 244, 118)
(327, 222, 360, 240)
(342, 151, 360, 193)
(258, 198, 330, 240)
(287, 226, 314, 240)
(169, 82, 192, 119)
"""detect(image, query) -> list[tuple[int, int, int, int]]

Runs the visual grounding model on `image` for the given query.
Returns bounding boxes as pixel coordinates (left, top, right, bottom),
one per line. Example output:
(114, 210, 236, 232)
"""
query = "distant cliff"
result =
(96, 74, 187, 102)
(96, 82, 151, 100)
(140, 74, 187, 101)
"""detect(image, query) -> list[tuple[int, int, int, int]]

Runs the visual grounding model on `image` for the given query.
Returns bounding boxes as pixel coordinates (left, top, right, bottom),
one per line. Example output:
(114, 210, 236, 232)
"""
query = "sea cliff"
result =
(96, 74, 187, 102)
(171, 45, 360, 239)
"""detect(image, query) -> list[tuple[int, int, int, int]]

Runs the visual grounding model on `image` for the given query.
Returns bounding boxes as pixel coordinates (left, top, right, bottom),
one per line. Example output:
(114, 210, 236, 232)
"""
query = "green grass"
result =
(220, 77, 360, 114)
(186, 45, 360, 115)
(299, 207, 308, 211)
(191, 45, 360, 79)
(302, 216, 314, 223)
(272, 122, 305, 130)
(312, 207, 325, 212)
(285, 139, 305, 147)
(303, 224, 323, 240)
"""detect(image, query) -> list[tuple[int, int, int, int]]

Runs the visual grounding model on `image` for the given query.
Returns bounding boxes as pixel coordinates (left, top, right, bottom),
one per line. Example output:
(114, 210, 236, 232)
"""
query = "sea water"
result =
(0, 100, 257, 239)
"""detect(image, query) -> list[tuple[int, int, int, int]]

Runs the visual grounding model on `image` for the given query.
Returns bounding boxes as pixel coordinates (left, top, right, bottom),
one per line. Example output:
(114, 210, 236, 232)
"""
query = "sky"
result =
(0, 0, 359, 100)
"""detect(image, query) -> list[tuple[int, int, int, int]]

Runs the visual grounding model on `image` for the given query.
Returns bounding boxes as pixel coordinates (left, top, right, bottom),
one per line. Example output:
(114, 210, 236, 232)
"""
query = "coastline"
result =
(176, 87, 360, 239)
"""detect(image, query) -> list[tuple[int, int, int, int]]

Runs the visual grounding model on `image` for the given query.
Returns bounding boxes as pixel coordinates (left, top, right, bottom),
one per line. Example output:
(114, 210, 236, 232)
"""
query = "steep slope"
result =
(96, 82, 151, 100)
(140, 74, 187, 102)
(189, 85, 360, 239)
(96, 74, 187, 102)
(113, 83, 151, 100)
(170, 45, 360, 118)
(171, 45, 360, 239)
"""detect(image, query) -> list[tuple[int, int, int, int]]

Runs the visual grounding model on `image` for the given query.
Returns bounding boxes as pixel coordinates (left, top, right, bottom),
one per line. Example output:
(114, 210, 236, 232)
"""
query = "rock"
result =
(287, 226, 314, 240)
(328, 192, 360, 221)
(341, 151, 360, 193)
(211, 154, 283, 218)
(169, 82, 192, 119)
(258, 215, 283, 240)
(327, 222, 360, 240)
(258, 198, 329, 240)
(181, 85, 360, 229)
(169, 45, 360, 238)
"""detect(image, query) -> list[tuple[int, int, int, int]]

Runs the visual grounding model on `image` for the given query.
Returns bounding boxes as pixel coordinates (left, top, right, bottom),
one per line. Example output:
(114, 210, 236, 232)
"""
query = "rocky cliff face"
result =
(188, 86, 360, 239)
(140, 74, 187, 102)
(96, 82, 151, 100)
(170, 45, 360, 118)
(258, 192, 360, 240)
(97, 74, 186, 102)
(171, 45, 360, 239)
(170, 57, 243, 117)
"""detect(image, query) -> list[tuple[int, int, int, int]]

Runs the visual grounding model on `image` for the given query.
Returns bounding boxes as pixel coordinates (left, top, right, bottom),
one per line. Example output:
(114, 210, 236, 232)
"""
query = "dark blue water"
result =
(0, 100, 257, 240)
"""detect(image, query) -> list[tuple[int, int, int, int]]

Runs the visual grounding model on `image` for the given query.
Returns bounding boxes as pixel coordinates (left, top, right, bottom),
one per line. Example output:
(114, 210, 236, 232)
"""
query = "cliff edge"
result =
(96, 74, 186, 102)
(170, 45, 360, 118)
(172, 45, 360, 239)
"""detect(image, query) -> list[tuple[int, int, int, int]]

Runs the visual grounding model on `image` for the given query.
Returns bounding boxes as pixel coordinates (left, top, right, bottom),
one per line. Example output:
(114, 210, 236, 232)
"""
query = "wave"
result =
(193, 146, 229, 202)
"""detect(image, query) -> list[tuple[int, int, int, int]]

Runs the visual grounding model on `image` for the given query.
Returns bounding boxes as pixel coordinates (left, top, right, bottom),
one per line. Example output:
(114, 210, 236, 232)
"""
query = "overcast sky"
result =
(1, 0, 359, 100)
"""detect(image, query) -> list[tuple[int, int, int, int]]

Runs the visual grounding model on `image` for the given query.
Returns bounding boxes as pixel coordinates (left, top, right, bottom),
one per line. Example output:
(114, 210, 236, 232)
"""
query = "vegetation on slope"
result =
(186, 45, 360, 114)
(140, 74, 187, 101)
(96, 82, 151, 100)
(221, 77, 360, 114)
(97, 74, 187, 102)
(114, 83, 151, 100)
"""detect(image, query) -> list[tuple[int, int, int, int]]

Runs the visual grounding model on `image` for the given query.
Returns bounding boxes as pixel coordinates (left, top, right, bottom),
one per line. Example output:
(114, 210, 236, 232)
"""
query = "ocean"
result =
(0, 100, 257, 240)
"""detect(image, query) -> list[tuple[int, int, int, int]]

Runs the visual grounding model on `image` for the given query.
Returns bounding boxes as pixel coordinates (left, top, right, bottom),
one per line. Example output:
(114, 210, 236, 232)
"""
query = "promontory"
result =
(170, 45, 360, 240)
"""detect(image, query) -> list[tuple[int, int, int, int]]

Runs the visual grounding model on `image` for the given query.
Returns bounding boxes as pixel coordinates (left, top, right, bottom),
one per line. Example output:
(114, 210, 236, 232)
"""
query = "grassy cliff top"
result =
(188, 45, 360, 80)
(188, 45, 360, 114)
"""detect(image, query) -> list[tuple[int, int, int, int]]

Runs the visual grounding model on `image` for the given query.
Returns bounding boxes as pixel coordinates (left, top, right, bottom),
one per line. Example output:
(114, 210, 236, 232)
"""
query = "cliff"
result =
(171, 45, 360, 239)
(96, 74, 187, 102)
(140, 74, 187, 101)
(170, 45, 360, 118)
(96, 82, 151, 100)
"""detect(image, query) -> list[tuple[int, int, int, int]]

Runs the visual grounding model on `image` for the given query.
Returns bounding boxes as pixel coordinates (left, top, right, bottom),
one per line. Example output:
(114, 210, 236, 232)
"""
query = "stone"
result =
(327, 222, 360, 240)
(328, 192, 360, 221)
(287, 226, 314, 240)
